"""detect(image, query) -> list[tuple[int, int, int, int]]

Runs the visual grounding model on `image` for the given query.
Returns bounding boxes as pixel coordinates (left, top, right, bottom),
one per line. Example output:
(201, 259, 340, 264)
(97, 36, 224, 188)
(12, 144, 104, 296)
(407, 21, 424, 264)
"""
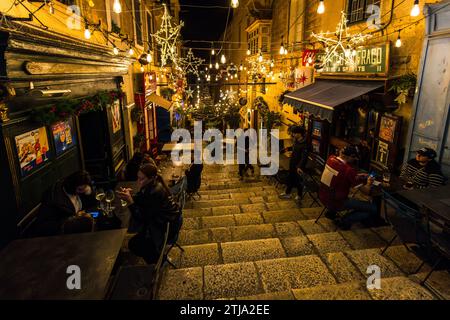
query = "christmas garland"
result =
(31, 89, 125, 125)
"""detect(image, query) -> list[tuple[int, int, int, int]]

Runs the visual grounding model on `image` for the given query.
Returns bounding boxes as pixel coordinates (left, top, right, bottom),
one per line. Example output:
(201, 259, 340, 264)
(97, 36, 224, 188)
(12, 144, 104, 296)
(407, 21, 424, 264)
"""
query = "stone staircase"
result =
(155, 164, 450, 300)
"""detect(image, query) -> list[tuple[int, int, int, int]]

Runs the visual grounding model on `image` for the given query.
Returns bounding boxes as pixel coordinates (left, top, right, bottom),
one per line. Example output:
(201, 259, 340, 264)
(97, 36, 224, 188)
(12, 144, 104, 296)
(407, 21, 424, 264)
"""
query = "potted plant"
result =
(389, 73, 417, 105)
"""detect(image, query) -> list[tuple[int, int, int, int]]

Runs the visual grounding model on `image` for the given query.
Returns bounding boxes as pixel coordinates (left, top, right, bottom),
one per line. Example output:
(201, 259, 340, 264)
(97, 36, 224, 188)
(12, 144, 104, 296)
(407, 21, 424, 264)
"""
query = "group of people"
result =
(278, 125, 447, 230)
(28, 149, 205, 265)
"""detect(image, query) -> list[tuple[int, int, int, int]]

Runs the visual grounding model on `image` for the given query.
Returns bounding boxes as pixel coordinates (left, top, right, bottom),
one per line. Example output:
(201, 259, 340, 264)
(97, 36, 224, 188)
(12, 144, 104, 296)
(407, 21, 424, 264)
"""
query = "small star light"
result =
(311, 11, 371, 70)
(185, 87, 194, 99)
(179, 49, 205, 76)
(151, 4, 184, 67)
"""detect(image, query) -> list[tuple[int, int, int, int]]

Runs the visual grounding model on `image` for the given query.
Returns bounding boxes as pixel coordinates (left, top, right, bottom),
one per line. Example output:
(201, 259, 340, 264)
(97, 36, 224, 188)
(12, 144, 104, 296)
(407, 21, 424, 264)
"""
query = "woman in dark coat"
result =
(117, 164, 181, 264)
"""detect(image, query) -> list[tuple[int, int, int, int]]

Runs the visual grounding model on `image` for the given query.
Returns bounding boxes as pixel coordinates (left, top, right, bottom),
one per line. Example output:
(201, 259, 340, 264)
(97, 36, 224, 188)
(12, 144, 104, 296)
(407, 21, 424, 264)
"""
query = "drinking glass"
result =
(95, 188, 105, 210)
(105, 190, 115, 216)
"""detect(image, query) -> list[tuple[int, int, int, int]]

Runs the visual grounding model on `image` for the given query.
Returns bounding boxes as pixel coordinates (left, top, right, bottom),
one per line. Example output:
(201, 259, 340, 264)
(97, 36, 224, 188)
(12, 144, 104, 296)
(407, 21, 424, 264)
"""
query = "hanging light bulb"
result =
(395, 32, 402, 47)
(128, 47, 134, 56)
(211, 48, 215, 55)
(140, 65, 145, 72)
(410, 0, 420, 17)
(146, 52, 152, 63)
(221, 54, 226, 64)
(209, 63, 213, 68)
(270, 60, 274, 68)
(258, 51, 263, 63)
(231, 0, 239, 8)
(239, 64, 243, 71)
(113, 0, 122, 14)
(246, 49, 251, 55)
(279, 37, 285, 55)
(215, 62, 219, 69)
(88, 0, 95, 7)
(113, 46, 119, 55)
(317, 0, 325, 14)
(48, 1, 55, 14)
(84, 25, 91, 39)
(284, 47, 288, 55)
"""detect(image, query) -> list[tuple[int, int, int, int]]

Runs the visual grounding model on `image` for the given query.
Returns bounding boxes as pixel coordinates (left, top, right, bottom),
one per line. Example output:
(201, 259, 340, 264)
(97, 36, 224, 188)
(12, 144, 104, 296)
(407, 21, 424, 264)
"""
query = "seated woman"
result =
(117, 164, 181, 264)
(30, 171, 95, 237)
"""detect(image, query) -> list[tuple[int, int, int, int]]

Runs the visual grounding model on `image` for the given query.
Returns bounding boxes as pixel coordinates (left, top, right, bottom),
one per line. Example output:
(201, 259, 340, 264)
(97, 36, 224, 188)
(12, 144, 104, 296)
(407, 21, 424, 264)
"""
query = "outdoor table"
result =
(396, 184, 450, 225)
(161, 142, 195, 153)
(0, 228, 126, 300)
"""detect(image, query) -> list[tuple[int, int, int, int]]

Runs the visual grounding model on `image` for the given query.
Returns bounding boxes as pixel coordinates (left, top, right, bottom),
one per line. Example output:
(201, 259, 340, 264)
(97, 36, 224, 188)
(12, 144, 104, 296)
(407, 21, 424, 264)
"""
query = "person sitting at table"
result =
(116, 164, 181, 264)
(143, 151, 157, 167)
(30, 170, 95, 237)
(319, 145, 377, 230)
(279, 126, 309, 201)
(400, 147, 446, 189)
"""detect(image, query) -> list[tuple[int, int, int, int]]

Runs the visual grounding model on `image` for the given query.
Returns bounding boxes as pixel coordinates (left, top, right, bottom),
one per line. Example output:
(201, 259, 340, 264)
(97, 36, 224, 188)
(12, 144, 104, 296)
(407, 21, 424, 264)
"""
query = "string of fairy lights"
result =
(1, 0, 445, 107)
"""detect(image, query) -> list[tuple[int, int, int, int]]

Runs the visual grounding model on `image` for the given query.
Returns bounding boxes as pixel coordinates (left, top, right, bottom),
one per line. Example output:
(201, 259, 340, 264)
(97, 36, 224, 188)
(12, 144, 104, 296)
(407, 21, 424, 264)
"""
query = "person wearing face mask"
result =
(400, 147, 446, 189)
(116, 164, 181, 264)
(30, 170, 95, 236)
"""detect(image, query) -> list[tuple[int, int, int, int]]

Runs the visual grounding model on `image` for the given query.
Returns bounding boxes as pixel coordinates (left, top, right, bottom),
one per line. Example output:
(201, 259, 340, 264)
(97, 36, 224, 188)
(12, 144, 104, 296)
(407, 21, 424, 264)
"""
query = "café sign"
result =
(317, 43, 389, 76)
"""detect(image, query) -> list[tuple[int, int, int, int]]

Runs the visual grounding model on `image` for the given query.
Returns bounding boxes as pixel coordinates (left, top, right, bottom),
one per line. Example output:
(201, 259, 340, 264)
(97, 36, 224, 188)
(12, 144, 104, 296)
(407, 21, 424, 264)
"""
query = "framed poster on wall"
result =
(15, 127, 50, 177)
(51, 118, 77, 156)
(378, 115, 398, 143)
(110, 100, 122, 134)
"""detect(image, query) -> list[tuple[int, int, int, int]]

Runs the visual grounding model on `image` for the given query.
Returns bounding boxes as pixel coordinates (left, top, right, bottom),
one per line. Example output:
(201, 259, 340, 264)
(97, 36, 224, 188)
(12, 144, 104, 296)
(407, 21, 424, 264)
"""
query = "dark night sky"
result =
(179, 0, 231, 61)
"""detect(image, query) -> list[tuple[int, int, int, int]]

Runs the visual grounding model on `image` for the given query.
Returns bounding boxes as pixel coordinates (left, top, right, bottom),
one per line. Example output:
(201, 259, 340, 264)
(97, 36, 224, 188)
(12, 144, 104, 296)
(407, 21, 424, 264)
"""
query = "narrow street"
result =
(141, 164, 450, 300)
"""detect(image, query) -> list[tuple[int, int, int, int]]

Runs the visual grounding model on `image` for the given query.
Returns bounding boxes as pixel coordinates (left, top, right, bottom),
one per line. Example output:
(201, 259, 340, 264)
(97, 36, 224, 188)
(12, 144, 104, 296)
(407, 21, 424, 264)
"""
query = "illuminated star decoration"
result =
(311, 11, 371, 70)
(185, 87, 194, 99)
(298, 73, 308, 86)
(178, 49, 205, 77)
(151, 4, 184, 67)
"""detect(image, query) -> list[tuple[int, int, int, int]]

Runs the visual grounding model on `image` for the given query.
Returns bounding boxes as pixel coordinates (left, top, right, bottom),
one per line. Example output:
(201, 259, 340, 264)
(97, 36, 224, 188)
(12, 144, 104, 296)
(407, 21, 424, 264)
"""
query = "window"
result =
(347, 0, 381, 24)
(246, 22, 271, 55)
(106, 0, 121, 32)
(133, 0, 143, 46)
(146, 12, 153, 46)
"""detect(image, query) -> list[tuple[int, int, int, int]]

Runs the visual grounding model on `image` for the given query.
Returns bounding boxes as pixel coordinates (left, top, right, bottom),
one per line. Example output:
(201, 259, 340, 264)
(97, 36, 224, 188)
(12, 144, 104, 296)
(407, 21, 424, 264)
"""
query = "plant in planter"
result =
(389, 73, 417, 105)
(278, 90, 291, 107)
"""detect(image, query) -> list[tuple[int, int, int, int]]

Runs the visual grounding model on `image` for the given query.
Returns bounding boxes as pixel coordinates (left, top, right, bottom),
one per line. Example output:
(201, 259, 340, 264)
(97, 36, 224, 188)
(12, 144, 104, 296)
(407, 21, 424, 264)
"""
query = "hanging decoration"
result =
(151, 4, 184, 67)
(185, 87, 194, 99)
(178, 49, 205, 77)
(31, 90, 124, 125)
(311, 11, 372, 70)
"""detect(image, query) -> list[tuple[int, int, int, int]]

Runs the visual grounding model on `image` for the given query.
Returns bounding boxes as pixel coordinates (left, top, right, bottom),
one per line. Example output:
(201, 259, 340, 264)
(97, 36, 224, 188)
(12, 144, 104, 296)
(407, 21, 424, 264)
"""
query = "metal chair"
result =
(380, 190, 429, 273)
(420, 205, 450, 286)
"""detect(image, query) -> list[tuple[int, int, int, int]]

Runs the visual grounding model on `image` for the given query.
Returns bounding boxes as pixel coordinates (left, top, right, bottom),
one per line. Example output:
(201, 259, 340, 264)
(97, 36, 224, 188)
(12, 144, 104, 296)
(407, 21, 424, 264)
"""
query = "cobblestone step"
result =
(184, 196, 298, 209)
(158, 243, 442, 300)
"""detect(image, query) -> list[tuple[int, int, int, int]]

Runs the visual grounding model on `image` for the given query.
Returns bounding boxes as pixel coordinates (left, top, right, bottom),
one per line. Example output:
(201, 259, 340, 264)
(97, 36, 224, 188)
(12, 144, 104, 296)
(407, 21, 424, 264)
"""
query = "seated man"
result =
(185, 153, 203, 193)
(30, 171, 95, 237)
(400, 147, 446, 189)
(319, 145, 377, 230)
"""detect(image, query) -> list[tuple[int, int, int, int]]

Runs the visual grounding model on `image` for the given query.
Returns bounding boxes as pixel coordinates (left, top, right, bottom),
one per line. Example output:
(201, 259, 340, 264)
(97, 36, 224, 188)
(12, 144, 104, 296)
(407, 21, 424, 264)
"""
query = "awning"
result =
(283, 80, 384, 122)
(147, 93, 172, 110)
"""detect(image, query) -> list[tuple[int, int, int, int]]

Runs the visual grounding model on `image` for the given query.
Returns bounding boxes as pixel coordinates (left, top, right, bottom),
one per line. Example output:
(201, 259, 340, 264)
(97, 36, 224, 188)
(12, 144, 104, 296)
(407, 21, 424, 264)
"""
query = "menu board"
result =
(15, 127, 50, 176)
(379, 115, 397, 143)
(51, 118, 77, 156)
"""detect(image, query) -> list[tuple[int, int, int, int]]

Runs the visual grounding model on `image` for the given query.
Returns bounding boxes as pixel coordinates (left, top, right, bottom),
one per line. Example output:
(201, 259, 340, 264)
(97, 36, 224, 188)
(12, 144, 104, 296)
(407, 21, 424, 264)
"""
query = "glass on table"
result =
(105, 190, 115, 216)
(95, 188, 105, 210)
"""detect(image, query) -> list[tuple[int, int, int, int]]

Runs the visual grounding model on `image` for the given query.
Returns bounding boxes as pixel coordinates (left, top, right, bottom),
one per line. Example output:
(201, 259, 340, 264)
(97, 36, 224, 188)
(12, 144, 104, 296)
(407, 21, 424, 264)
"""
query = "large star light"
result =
(178, 49, 205, 76)
(151, 4, 183, 67)
(312, 11, 371, 69)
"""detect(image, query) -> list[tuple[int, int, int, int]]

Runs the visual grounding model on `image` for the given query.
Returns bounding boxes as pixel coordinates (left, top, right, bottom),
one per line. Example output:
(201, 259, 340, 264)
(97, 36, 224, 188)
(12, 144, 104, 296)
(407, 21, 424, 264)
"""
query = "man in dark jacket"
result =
(279, 126, 309, 201)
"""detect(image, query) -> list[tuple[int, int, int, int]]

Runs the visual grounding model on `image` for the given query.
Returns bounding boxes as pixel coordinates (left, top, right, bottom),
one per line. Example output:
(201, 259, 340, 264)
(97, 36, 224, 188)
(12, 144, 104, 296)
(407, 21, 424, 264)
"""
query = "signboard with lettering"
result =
(376, 140, 389, 167)
(316, 43, 389, 76)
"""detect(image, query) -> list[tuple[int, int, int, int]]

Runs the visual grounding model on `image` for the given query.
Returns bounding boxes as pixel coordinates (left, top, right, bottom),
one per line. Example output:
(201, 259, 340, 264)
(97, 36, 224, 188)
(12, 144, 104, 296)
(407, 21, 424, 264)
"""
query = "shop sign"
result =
(376, 140, 389, 166)
(317, 43, 389, 75)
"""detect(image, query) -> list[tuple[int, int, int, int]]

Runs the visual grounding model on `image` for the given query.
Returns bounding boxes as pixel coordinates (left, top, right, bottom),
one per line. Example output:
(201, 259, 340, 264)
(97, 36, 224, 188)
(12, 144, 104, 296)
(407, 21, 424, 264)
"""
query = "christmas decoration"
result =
(31, 90, 124, 125)
(151, 4, 184, 67)
(312, 11, 371, 70)
(185, 87, 194, 99)
(178, 49, 205, 76)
